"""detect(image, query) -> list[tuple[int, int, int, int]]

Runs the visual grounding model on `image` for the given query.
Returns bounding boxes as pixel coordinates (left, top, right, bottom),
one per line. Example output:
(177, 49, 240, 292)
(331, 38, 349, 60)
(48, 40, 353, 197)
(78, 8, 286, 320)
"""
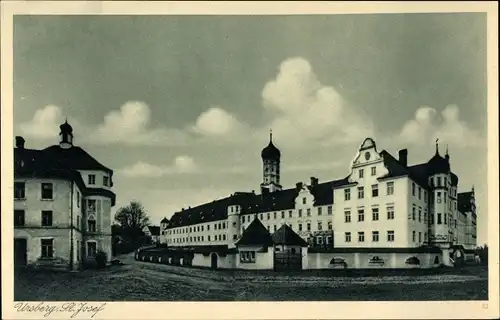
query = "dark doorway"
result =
(14, 238, 27, 267)
(274, 246, 302, 271)
(210, 253, 218, 269)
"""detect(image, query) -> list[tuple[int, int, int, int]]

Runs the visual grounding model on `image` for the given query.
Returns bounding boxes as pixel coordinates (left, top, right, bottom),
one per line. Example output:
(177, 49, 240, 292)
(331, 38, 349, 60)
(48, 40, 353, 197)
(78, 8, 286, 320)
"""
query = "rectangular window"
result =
(418, 187, 422, 200)
(444, 213, 447, 225)
(444, 177, 447, 186)
(281, 211, 285, 219)
(418, 208, 422, 222)
(307, 223, 311, 231)
(76, 191, 80, 208)
(424, 191, 427, 202)
(288, 210, 293, 218)
(88, 220, 96, 232)
(327, 206, 333, 215)
(41, 210, 53, 226)
(358, 187, 364, 199)
(298, 223, 303, 231)
(223, 234, 226, 241)
(318, 207, 322, 216)
(273, 212, 277, 219)
(345, 232, 351, 242)
(14, 210, 25, 226)
(208, 235, 211, 241)
(424, 211, 428, 224)
(328, 221, 332, 230)
(358, 209, 365, 222)
(76, 215, 80, 229)
(418, 232, 422, 243)
(437, 213, 442, 224)
(103, 176, 109, 187)
(358, 232, 365, 242)
(242, 216, 245, 223)
(87, 242, 97, 257)
(88, 174, 96, 185)
(273, 225, 277, 232)
(267, 213, 270, 220)
(437, 177, 441, 186)
(317, 221, 322, 231)
(307, 208, 311, 217)
(444, 192, 447, 203)
(298, 209, 302, 218)
(387, 206, 395, 220)
(344, 210, 351, 223)
(372, 207, 379, 221)
(14, 182, 25, 199)
(412, 231, 416, 242)
(430, 213, 435, 224)
(240, 251, 256, 263)
(412, 206, 416, 220)
(372, 231, 379, 242)
(387, 182, 394, 195)
(359, 169, 364, 178)
(41, 239, 54, 258)
(302, 197, 306, 204)
(371, 166, 376, 176)
(41, 183, 53, 200)
(387, 230, 395, 242)
(344, 188, 351, 201)
(207, 225, 210, 231)
(412, 182, 416, 196)
(371, 184, 379, 197)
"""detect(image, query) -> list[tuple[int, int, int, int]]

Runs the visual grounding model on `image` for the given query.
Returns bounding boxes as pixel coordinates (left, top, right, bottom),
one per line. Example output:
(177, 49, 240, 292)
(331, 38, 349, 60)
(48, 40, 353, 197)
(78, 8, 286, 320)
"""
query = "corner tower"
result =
(260, 130, 282, 193)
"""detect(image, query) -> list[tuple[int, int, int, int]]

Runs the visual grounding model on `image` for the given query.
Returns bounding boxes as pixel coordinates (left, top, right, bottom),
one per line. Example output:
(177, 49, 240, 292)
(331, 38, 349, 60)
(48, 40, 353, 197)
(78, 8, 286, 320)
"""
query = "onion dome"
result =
(427, 139, 450, 175)
(161, 217, 169, 224)
(261, 131, 281, 160)
(60, 119, 73, 134)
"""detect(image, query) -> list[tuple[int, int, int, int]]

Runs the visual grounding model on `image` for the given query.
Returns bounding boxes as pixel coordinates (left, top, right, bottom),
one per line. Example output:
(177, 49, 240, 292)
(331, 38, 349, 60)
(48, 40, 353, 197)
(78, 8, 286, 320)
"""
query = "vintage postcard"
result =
(1, 1, 499, 319)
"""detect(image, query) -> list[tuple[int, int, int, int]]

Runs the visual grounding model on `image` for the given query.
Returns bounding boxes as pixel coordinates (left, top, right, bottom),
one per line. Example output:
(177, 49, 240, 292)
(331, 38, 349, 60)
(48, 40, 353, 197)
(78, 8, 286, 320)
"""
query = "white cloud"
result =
(260, 57, 374, 147)
(19, 105, 65, 139)
(121, 155, 199, 177)
(192, 107, 242, 136)
(88, 101, 190, 146)
(399, 104, 482, 148)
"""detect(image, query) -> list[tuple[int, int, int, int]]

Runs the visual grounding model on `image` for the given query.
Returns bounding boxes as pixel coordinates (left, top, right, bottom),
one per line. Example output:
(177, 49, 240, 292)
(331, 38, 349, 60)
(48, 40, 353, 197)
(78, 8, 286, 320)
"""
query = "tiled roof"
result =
(43, 145, 113, 174)
(378, 150, 458, 189)
(236, 218, 274, 246)
(148, 226, 161, 236)
(167, 178, 350, 229)
(14, 143, 116, 205)
(272, 224, 308, 246)
(457, 192, 473, 213)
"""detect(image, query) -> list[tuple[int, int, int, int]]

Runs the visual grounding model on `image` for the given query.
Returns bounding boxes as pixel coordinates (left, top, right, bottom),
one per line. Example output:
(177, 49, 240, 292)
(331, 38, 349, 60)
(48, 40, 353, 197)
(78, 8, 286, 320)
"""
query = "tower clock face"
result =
(365, 152, 371, 161)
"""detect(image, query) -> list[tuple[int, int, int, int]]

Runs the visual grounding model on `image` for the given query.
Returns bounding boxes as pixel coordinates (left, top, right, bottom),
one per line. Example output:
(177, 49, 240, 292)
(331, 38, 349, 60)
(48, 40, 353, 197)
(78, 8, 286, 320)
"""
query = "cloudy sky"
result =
(13, 13, 488, 243)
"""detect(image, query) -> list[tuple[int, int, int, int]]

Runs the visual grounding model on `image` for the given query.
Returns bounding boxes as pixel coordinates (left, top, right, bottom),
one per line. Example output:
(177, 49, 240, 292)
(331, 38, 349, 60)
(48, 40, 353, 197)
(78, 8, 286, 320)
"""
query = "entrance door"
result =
(210, 253, 218, 269)
(14, 238, 27, 267)
(274, 247, 302, 271)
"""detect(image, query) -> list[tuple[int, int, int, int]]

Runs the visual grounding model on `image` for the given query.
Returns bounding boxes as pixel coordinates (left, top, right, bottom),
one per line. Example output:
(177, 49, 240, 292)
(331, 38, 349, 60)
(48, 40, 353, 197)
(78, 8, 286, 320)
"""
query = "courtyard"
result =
(14, 253, 488, 301)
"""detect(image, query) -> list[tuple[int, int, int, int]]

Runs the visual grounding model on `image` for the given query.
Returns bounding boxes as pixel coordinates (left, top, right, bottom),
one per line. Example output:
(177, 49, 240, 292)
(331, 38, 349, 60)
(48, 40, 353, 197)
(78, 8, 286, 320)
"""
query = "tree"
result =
(114, 201, 150, 243)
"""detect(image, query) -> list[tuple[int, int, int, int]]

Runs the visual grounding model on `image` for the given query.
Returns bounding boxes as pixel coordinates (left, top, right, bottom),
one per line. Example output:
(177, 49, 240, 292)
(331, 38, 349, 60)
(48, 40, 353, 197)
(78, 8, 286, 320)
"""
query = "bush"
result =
(95, 251, 108, 269)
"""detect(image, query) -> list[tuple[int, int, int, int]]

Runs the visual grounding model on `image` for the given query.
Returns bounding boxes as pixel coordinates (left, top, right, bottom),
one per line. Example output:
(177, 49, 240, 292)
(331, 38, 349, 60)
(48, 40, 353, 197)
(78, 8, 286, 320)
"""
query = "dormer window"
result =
(88, 175, 96, 185)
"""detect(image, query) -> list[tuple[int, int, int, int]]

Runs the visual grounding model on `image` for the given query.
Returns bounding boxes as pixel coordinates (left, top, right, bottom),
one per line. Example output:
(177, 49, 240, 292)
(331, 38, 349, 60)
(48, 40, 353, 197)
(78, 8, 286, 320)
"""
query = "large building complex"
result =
(156, 135, 477, 270)
(13, 121, 116, 271)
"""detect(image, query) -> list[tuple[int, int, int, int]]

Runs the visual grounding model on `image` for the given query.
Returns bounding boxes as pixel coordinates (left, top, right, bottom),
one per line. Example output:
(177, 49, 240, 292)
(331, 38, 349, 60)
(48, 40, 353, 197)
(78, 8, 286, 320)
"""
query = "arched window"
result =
(87, 214, 96, 232)
(405, 256, 420, 265)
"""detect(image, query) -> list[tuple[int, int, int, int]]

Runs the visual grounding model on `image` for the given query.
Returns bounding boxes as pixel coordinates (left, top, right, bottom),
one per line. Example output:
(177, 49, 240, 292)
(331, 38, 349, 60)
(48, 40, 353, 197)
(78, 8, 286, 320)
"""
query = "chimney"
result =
(15, 136, 25, 149)
(296, 182, 303, 190)
(398, 149, 408, 167)
(310, 177, 319, 187)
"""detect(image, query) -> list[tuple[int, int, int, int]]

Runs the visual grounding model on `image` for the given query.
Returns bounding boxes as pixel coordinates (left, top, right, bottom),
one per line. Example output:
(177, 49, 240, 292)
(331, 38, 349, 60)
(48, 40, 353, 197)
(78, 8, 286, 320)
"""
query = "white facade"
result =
(162, 137, 477, 256)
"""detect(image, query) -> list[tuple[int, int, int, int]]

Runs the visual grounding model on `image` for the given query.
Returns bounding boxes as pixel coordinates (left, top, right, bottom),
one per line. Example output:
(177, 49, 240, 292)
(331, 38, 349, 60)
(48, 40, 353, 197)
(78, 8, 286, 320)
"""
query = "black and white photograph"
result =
(2, 1, 498, 319)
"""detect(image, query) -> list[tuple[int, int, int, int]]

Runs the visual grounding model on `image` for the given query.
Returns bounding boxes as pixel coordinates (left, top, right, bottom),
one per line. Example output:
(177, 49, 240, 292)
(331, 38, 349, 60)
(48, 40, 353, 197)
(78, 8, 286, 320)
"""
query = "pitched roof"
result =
(167, 178, 350, 229)
(148, 226, 161, 236)
(14, 143, 116, 205)
(272, 224, 308, 246)
(236, 218, 274, 246)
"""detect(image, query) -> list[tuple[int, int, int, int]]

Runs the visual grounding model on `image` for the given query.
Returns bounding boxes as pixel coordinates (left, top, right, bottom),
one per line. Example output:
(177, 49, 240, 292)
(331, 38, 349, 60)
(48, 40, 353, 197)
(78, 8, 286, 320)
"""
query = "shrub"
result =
(95, 251, 108, 269)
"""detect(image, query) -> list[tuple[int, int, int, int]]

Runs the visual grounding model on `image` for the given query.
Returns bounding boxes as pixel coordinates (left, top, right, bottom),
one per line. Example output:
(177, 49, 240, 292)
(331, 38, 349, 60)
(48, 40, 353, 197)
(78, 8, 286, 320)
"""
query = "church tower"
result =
(260, 130, 282, 193)
(59, 119, 74, 149)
